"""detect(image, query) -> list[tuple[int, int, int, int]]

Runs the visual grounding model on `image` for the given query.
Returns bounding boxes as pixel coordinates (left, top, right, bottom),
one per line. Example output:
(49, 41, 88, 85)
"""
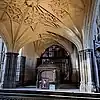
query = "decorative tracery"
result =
(49, 0, 84, 19)
(7, 4, 23, 24)
(2, 0, 61, 28)
(25, 0, 39, 7)
(0, 0, 91, 52)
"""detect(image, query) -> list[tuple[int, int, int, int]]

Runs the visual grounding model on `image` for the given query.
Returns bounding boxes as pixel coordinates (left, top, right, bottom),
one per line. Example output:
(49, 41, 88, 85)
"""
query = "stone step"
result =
(0, 89, 100, 100)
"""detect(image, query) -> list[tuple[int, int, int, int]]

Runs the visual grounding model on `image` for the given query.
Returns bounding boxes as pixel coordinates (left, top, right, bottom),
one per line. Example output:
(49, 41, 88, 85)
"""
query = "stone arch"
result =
(45, 27, 83, 51)
(82, 0, 97, 49)
(17, 26, 82, 56)
(21, 33, 80, 80)
(36, 44, 79, 88)
(34, 38, 73, 57)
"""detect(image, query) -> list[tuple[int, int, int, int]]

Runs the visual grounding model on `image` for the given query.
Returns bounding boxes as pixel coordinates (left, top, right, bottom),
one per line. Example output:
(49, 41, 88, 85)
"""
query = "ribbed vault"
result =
(0, 0, 93, 52)
(32, 34, 74, 56)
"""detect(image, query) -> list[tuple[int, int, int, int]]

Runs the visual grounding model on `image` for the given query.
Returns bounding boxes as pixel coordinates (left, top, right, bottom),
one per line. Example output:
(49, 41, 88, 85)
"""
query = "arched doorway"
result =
(36, 45, 79, 89)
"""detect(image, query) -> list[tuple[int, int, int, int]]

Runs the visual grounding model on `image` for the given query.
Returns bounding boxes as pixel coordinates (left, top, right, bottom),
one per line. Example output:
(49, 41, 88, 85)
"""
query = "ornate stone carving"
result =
(4, 0, 11, 3)
(0, 0, 89, 52)
(49, 0, 84, 19)
(49, 0, 69, 18)
(2, 0, 61, 28)
(0, 0, 85, 36)
(37, 5, 60, 28)
(24, 8, 35, 25)
(23, 0, 39, 25)
(25, 0, 39, 7)
(7, 5, 23, 23)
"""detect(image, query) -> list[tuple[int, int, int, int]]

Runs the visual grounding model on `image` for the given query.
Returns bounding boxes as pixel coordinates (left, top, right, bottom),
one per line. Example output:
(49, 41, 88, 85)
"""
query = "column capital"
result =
(79, 49, 93, 53)
(6, 52, 19, 56)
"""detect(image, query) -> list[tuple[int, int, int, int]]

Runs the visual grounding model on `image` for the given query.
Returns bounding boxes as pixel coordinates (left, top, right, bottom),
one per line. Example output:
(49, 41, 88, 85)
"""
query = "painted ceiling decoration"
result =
(0, 0, 92, 52)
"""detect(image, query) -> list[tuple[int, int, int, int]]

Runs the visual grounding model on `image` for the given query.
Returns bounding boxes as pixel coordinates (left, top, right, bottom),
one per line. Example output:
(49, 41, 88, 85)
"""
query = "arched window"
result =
(40, 45, 69, 64)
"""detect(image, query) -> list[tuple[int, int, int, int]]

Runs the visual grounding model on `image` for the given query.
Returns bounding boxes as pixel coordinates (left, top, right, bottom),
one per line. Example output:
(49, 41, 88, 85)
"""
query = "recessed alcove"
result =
(21, 43, 80, 91)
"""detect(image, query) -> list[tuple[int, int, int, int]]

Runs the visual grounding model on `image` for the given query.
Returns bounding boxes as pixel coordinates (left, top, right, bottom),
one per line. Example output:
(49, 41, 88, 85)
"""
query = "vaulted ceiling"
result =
(0, 0, 93, 52)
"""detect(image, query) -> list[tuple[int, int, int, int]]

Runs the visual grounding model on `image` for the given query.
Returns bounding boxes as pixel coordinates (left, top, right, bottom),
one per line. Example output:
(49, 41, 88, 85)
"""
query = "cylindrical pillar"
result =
(3, 52, 18, 88)
(79, 49, 96, 92)
(85, 49, 95, 92)
(19, 56, 26, 86)
(79, 50, 86, 92)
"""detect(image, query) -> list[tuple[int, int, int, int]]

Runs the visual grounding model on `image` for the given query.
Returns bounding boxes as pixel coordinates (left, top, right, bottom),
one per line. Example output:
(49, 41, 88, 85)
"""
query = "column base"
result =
(86, 82, 96, 92)
(80, 81, 86, 92)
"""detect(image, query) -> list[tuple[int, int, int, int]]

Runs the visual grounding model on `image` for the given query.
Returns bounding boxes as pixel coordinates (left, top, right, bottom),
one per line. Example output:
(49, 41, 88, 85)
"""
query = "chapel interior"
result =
(0, 0, 100, 93)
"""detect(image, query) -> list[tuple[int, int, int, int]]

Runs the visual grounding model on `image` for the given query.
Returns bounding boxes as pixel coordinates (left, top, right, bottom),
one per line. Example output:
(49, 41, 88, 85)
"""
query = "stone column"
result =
(19, 56, 26, 86)
(3, 52, 18, 88)
(79, 50, 86, 92)
(79, 49, 96, 92)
